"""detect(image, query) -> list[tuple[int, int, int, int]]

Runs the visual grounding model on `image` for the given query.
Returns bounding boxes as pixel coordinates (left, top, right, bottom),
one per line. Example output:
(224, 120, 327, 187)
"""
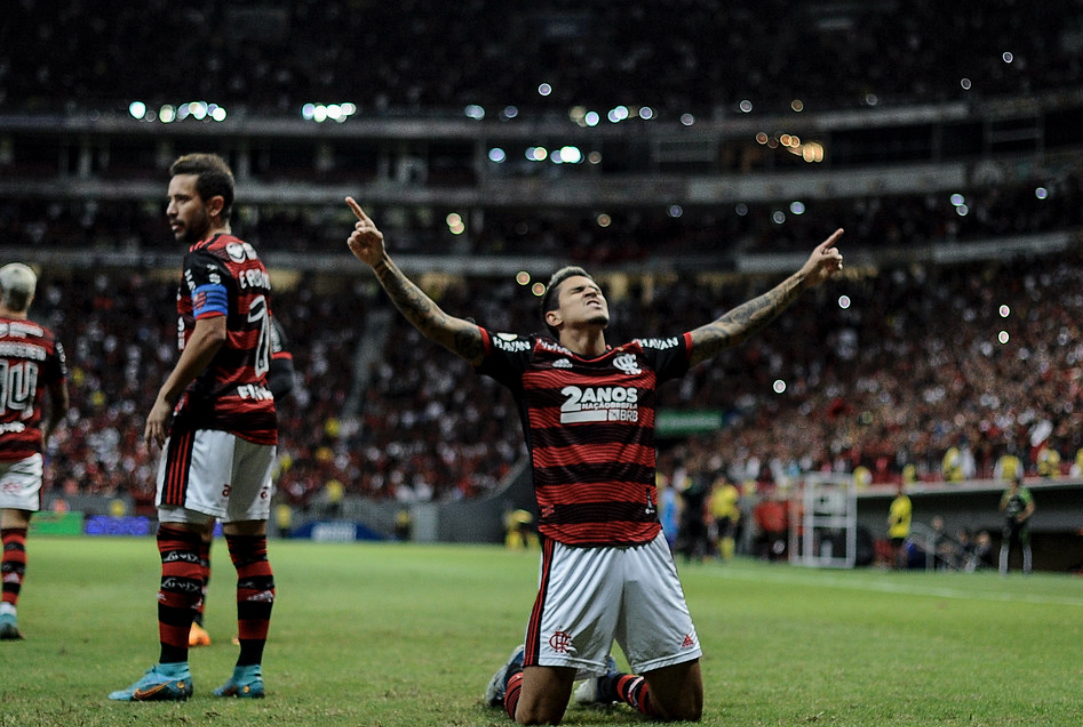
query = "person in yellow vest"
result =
(887, 484, 912, 570)
(708, 477, 741, 563)
(942, 446, 964, 483)
(325, 478, 345, 518)
(993, 449, 1023, 483)
(504, 509, 536, 549)
(1035, 445, 1061, 478)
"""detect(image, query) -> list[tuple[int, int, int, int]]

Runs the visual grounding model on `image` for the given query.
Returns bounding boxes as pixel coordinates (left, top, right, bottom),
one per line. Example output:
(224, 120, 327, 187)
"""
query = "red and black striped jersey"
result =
(477, 330, 693, 547)
(171, 234, 277, 445)
(0, 316, 67, 460)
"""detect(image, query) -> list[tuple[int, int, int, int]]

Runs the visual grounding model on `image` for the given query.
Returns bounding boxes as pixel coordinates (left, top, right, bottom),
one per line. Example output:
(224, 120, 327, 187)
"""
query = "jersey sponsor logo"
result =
(0, 322, 44, 339)
(162, 550, 202, 564)
(0, 422, 26, 434)
(538, 339, 572, 355)
(638, 336, 680, 350)
(0, 342, 47, 361)
(236, 384, 274, 400)
(560, 385, 638, 424)
(492, 333, 532, 353)
(552, 358, 573, 369)
(226, 241, 260, 263)
(159, 577, 202, 594)
(613, 353, 641, 375)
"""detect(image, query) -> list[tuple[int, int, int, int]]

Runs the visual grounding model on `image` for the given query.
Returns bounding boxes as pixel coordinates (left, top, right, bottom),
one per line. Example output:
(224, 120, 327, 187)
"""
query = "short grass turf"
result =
(1, 536, 1080, 726)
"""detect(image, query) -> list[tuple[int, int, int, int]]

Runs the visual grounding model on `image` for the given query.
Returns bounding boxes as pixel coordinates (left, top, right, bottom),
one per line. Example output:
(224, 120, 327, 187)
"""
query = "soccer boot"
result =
(214, 664, 265, 698)
(0, 613, 24, 640)
(108, 663, 193, 701)
(189, 622, 212, 647)
(484, 644, 525, 707)
(574, 654, 620, 706)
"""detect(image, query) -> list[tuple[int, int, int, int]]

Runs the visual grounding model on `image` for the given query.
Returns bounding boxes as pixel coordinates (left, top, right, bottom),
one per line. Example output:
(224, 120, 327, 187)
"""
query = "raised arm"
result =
(688, 229, 844, 367)
(346, 197, 485, 366)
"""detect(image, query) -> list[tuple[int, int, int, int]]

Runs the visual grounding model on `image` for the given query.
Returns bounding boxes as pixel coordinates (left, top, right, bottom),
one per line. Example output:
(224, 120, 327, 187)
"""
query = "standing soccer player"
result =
(189, 316, 294, 649)
(110, 154, 278, 701)
(0, 263, 69, 641)
(345, 197, 843, 724)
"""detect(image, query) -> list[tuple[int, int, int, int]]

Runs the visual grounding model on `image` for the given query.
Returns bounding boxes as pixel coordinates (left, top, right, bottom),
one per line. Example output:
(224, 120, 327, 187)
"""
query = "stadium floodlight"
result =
(558, 146, 582, 164)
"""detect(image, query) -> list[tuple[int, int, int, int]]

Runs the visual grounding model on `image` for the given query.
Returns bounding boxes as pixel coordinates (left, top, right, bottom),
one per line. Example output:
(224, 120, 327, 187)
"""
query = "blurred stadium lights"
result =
(757, 131, 825, 163)
(445, 212, 466, 235)
(129, 100, 228, 123)
(301, 102, 358, 123)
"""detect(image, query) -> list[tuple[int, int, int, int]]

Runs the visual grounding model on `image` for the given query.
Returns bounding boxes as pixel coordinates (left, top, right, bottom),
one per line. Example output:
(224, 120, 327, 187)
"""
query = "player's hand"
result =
(345, 197, 386, 268)
(144, 398, 172, 450)
(801, 228, 844, 288)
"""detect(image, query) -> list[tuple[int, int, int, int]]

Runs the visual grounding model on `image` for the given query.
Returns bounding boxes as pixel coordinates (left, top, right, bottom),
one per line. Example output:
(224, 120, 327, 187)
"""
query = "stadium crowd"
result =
(6, 0, 1081, 117)
(4, 172, 1082, 259)
(28, 239, 1083, 514)
(6, 0, 1083, 523)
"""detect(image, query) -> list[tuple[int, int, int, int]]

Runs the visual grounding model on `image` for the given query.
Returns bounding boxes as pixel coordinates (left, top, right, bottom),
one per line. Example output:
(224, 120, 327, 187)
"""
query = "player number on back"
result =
(0, 360, 38, 419)
(247, 295, 271, 378)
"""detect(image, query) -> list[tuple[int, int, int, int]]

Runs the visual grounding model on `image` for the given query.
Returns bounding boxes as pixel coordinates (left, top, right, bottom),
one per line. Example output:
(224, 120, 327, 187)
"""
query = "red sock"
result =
(614, 674, 657, 717)
(156, 525, 203, 663)
(225, 533, 275, 666)
(1, 528, 28, 609)
(194, 538, 211, 626)
(504, 671, 523, 720)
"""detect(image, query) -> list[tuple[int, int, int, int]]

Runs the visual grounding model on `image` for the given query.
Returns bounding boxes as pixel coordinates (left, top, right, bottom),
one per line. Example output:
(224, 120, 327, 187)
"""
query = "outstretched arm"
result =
(346, 197, 485, 366)
(688, 229, 844, 367)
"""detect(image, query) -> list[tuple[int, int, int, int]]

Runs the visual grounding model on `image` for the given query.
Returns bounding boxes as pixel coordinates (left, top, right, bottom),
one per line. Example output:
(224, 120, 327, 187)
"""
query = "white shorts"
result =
(155, 429, 275, 525)
(526, 531, 702, 678)
(0, 454, 43, 512)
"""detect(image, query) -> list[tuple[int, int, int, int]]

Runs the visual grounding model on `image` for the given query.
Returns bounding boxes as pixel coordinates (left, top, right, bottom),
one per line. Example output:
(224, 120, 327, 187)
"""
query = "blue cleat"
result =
(108, 664, 193, 701)
(484, 644, 525, 707)
(214, 664, 265, 698)
(0, 613, 24, 640)
(574, 654, 620, 706)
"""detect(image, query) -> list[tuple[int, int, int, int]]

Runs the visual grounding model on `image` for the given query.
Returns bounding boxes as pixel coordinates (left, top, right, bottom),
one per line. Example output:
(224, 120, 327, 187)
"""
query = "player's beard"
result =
(588, 313, 610, 328)
(174, 209, 212, 244)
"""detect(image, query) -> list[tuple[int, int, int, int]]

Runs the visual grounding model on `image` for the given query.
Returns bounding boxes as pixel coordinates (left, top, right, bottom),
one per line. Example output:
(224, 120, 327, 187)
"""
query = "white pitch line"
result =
(701, 565, 1083, 608)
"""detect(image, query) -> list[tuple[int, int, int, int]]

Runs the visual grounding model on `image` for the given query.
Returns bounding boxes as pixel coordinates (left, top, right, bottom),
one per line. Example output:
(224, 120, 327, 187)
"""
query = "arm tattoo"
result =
(690, 271, 806, 366)
(373, 258, 484, 362)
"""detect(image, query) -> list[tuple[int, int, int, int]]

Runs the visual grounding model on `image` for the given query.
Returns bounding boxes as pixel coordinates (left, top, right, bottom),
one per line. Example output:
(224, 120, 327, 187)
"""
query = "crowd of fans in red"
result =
(29, 241, 1083, 515)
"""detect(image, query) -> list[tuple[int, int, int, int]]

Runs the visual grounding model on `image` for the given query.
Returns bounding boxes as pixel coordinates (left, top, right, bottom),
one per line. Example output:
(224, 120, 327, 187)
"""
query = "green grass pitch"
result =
(2, 536, 1081, 726)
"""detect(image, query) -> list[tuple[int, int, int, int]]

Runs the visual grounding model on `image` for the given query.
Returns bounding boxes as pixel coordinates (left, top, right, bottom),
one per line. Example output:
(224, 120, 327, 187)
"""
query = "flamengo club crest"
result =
(549, 630, 574, 653)
(613, 353, 640, 375)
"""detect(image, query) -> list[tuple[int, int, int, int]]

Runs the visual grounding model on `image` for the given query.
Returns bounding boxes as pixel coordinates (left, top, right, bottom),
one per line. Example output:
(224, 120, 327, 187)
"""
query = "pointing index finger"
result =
(819, 228, 844, 252)
(345, 196, 368, 222)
